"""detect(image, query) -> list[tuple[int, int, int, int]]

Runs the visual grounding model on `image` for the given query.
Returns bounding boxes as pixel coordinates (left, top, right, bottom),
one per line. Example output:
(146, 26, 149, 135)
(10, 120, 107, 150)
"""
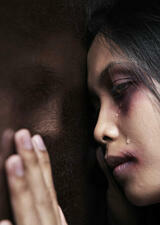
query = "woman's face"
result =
(88, 35, 160, 206)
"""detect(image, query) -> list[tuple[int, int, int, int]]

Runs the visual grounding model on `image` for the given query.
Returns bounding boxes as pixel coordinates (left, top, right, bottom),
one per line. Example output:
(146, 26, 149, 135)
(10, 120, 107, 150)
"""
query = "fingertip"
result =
(32, 134, 47, 151)
(6, 154, 21, 167)
(0, 220, 13, 225)
(5, 155, 24, 177)
(15, 129, 33, 151)
(15, 128, 30, 140)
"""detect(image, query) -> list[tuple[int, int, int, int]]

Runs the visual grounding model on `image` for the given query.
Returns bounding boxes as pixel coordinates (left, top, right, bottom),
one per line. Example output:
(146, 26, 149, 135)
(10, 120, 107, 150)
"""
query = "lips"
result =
(106, 154, 136, 171)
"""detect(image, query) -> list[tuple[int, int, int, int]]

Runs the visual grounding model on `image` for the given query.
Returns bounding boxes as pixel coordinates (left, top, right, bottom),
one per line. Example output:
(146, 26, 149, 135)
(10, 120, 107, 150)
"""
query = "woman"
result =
(87, 0, 160, 224)
(1, 1, 160, 225)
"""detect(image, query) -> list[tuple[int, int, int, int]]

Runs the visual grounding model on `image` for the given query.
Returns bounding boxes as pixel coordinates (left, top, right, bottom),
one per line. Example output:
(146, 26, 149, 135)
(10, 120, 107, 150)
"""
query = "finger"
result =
(31, 135, 58, 202)
(15, 129, 60, 225)
(0, 220, 13, 225)
(5, 155, 40, 225)
(32, 135, 61, 223)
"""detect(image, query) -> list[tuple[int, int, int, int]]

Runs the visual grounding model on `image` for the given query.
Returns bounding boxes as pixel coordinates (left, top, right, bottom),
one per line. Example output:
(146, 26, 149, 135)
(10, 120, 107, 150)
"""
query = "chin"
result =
(126, 192, 148, 206)
(124, 186, 159, 206)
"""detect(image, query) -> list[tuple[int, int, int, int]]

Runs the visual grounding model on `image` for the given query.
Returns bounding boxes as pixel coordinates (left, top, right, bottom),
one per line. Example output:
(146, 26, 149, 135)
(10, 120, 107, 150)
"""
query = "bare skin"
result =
(88, 35, 160, 206)
(0, 129, 67, 225)
(87, 35, 160, 224)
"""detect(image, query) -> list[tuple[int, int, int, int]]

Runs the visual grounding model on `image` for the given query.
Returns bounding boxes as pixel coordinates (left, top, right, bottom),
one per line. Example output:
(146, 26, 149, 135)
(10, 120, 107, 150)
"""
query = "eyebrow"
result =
(88, 60, 140, 96)
(99, 61, 138, 86)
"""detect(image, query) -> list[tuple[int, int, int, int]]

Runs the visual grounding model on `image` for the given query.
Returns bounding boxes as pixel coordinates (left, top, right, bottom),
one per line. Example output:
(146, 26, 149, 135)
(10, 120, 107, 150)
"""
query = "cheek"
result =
(118, 88, 145, 136)
(121, 88, 160, 160)
(119, 85, 138, 114)
(120, 86, 155, 128)
(120, 88, 159, 145)
(119, 90, 160, 205)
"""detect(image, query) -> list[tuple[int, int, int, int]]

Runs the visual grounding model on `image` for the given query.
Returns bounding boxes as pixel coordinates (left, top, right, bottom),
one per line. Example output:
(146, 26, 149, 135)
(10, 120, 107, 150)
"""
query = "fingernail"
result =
(32, 135, 47, 151)
(15, 129, 32, 150)
(7, 156, 24, 177)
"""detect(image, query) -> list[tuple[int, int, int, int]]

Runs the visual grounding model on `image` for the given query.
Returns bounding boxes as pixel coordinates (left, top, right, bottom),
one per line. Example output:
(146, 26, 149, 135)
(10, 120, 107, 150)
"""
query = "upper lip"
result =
(106, 154, 135, 170)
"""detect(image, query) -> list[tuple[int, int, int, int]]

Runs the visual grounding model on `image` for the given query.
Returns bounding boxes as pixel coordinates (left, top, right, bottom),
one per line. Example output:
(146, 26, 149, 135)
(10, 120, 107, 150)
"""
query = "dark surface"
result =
(0, 1, 103, 225)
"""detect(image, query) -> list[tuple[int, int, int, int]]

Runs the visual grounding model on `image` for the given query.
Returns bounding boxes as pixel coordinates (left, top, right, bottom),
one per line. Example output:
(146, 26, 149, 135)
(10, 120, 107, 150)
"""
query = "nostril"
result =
(103, 135, 112, 142)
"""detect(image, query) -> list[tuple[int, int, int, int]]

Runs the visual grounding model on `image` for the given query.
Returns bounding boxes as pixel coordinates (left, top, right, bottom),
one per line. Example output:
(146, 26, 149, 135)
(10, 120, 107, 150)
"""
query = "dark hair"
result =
(88, 0, 160, 105)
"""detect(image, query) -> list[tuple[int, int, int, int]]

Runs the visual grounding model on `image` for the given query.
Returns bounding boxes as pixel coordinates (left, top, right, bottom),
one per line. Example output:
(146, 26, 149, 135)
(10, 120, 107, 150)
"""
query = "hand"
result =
(0, 129, 67, 225)
(96, 147, 140, 225)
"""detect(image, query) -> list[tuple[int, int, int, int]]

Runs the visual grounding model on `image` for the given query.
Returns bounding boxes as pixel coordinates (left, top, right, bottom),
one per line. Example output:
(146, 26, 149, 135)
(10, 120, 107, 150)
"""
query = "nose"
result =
(94, 105, 119, 145)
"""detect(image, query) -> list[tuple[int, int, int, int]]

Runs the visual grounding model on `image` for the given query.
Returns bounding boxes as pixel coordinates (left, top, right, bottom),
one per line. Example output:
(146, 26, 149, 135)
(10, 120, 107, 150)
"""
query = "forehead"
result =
(87, 36, 116, 89)
(88, 37, 114, 76)
(87, 36, 127, 90)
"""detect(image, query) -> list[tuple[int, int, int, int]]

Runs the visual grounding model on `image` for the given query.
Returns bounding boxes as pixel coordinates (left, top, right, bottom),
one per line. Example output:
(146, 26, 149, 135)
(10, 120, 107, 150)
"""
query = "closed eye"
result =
(111, 80, 135, 99)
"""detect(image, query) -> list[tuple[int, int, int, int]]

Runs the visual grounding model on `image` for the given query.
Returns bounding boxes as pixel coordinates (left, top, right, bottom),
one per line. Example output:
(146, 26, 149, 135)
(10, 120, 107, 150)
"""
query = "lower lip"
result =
(113, 161, 135, 180)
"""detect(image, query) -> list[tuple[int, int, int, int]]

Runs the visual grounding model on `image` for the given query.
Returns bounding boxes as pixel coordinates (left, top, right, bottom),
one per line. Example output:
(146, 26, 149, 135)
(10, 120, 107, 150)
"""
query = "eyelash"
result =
(111, 80, 135, 100)
(90, 78, 136, 119)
